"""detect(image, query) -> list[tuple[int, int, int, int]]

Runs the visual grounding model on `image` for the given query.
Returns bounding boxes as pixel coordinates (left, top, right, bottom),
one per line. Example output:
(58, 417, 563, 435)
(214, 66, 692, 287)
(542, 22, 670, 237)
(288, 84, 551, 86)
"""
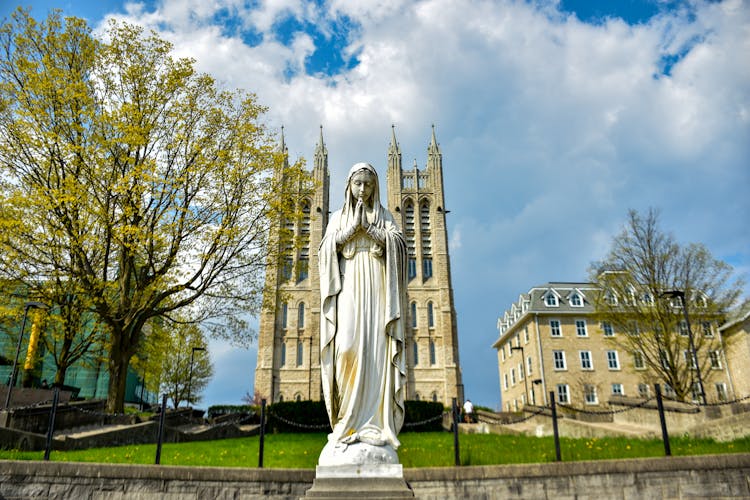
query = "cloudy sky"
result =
(3, 0, 748, 410)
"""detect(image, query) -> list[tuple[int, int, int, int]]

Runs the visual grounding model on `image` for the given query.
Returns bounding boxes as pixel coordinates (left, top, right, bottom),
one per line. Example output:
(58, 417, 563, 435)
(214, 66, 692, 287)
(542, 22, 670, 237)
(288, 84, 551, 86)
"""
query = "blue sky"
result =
(3, 0, 748, 411)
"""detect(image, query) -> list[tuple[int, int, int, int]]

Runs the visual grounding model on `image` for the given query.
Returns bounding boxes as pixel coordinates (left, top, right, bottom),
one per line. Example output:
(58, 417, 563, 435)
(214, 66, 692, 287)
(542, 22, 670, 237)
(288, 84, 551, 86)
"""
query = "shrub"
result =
(403, 400, 445, 432)
(267, 400, 330, 434)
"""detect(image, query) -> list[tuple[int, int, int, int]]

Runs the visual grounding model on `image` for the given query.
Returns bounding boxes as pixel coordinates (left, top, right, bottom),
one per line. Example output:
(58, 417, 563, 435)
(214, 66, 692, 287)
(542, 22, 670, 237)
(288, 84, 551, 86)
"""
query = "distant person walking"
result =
(463, 399, 475, 423)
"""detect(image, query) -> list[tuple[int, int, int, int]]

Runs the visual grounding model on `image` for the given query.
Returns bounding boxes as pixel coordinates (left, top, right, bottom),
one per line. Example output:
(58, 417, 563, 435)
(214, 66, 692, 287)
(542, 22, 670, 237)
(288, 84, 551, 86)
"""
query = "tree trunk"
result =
(106, 337, 132, 414)
(54, 364, 69, 386)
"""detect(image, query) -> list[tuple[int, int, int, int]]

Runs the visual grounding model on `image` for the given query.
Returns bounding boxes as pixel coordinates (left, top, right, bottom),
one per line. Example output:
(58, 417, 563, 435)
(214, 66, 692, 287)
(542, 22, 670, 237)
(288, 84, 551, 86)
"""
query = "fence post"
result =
(155, 393, 167, 465)
(452, 397, 460, 466)
(654, 384, 671, 456)
(550, 391, 561, 462)
(258, 398, 266, 468)
(43, 388, 60, 461)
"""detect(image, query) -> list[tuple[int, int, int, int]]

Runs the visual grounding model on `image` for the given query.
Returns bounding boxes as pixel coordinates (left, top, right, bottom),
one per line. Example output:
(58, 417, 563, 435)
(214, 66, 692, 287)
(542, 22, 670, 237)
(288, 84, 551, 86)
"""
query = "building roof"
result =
(493, 282, 600, 348)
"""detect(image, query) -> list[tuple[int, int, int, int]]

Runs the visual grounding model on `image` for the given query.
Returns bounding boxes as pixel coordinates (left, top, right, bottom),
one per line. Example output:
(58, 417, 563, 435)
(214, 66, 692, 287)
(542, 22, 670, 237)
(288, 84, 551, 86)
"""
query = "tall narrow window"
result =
(607, 350, 620, 370)
(429, 340, 436, 365)
(716, 383, 727, 401)
(602, 322, 614, 337)
(280, 342, 286, 366)
(281, 303, 288, 329)
(584, 385, 598, 404)
(420, 201, 432, 279)
(579, 351, 592, 370)
(427, 302, 434, 328)
(550, 319, 561, 337)
(709, 351, 721, 369)
(556, 384, 569, 403)
(413, 341, 419, 365)
(297, 341, 303, 366)
(404, 200, 416, 279)
(298, 201, 310, 281)
(575, 319, 587, 337)
(297, 303, 305, 329)
(526, 355, 533, 375)
(410, 302, 417, 328)
(553, 350, 566, 370)
(633, 351, 645, 369)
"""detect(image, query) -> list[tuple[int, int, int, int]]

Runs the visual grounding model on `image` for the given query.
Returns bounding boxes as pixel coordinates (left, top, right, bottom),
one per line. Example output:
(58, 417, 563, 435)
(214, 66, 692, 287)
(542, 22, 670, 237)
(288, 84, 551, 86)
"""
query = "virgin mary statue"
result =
(318, 162, 407, 465)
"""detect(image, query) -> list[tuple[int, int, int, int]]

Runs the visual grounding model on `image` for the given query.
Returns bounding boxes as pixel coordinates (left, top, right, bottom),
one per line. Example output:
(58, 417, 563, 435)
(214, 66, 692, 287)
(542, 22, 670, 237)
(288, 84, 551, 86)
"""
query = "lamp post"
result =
(510, 345, 529, 408)
(186, 346, 205, 408)
(4, 301, 47, 409)
(661, 290, 706, 405)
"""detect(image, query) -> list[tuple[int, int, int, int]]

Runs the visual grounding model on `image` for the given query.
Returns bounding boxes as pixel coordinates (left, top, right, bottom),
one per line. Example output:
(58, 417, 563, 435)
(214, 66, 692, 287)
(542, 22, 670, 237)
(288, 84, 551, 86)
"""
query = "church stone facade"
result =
(254, 126, 464, 406)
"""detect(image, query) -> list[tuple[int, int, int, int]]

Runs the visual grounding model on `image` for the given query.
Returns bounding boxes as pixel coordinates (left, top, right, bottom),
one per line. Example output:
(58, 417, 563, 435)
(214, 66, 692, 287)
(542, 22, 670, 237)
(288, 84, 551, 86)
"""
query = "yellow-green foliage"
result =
(0, 8, 306, 412)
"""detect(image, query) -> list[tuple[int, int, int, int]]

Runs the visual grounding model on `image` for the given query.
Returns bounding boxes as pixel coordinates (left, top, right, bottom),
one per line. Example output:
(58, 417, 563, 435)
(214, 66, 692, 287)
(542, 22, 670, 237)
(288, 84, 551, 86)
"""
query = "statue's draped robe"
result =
(319, 179, 407, 449)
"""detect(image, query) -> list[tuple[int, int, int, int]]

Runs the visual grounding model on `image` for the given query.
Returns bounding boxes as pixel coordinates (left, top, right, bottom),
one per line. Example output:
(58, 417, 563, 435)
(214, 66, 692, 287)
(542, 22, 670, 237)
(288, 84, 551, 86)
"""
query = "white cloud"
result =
(97, 0, 749, 408)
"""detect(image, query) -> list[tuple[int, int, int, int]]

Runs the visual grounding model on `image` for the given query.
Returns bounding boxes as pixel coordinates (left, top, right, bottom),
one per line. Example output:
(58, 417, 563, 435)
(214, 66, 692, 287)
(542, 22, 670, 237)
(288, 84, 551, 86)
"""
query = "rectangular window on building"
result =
(553, 350, 566, 370)
(691, 382, 702, 402)
(518, 362, 524, 380)
(550, 319, 561, 337)
(575, 319, 587, 337)
(579, 351, 593, 370)
(296, 341, 303, 366)
(408, 258, 417, 279)
(510, 368, 516, 385)
(524, 327, 530, 344)
(602, 322, 614, 337)
(702, 321, 713, 337)
(611, 383, 624, 396)
(638, 383, 650, 398)
(715, 383, 727, 402)
(633, 351, 645, 369)
(527, 355, 532, 375)
(607, 350, 620, 370)
(664, 385, 676, 398)
(709, 351, 721, 369)
(684, 350, 697, 369)
(679, 320, 689, 336)
(503, 373, 508, 390)
(556, 384, 569, 404)
(501, 347, 505, 362)
(413, 341, 419, 365)
(584, 384, 597, 404)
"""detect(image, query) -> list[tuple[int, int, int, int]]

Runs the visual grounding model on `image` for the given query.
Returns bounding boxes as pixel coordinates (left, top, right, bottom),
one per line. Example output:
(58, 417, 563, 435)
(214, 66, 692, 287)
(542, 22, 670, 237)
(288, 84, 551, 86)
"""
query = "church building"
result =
(254, 126, 464, 406)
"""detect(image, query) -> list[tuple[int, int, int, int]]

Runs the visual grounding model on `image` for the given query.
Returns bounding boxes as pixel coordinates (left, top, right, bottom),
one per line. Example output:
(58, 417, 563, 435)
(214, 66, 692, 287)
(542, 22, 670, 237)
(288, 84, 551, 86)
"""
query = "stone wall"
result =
(1, 453, 748, 499)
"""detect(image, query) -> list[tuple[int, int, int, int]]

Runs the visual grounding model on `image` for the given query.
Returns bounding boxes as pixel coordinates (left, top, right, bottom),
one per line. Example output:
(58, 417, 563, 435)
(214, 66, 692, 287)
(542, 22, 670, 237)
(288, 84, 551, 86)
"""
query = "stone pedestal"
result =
(302, 464, 414, 499)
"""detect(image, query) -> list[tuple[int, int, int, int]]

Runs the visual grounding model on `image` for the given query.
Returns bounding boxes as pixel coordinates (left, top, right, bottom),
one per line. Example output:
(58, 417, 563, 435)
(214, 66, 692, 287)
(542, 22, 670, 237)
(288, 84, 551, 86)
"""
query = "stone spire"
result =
(279, 125, 288, 154)
(314, 125, 328, 171)
(428, 124, 440, 155)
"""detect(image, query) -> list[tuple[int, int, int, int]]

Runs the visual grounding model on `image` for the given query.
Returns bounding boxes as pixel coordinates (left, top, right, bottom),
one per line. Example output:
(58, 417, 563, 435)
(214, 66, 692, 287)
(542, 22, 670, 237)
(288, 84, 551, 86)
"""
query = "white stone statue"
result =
(318, 162, 407, 467)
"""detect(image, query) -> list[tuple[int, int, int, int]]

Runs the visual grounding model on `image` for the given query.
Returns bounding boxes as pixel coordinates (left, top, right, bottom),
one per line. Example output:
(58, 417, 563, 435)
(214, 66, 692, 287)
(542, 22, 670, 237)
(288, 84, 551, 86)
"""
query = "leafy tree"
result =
(137, 321, 212, 409)
(590, 209, 745, 402)
(0, 9, 303, 412)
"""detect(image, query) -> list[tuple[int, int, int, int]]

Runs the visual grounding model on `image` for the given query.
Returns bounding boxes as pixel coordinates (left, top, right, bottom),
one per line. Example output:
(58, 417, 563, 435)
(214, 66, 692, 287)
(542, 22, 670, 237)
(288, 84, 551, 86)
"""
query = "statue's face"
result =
(350, 170, 375, 203)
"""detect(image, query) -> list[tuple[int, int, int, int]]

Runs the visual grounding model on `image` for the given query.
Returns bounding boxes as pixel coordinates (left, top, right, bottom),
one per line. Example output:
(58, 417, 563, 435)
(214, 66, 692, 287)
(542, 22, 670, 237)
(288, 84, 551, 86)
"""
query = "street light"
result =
(661, 290, 706, 405)
(510, 345, 529, 408)
(186, 346, 206, 408)
(4, 301, 47, 409)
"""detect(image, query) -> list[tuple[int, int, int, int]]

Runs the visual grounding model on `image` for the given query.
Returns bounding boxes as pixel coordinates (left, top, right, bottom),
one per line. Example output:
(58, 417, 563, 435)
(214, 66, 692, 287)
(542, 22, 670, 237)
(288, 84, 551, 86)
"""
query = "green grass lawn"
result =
(1, 432, 748, 468)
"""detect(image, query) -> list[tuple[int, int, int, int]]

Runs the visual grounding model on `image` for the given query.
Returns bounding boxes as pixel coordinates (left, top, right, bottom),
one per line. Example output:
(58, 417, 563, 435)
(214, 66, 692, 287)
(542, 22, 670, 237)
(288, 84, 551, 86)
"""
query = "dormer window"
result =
(545, 293, 559, 307)
(570, 293, 582, 307)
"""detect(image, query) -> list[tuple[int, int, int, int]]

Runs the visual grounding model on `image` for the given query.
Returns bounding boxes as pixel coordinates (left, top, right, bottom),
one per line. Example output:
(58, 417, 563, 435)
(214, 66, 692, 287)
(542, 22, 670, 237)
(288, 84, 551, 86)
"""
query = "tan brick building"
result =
(721, 306, 750, 401)
(493, 282, 735, 411)
(254, 126, 464, 405)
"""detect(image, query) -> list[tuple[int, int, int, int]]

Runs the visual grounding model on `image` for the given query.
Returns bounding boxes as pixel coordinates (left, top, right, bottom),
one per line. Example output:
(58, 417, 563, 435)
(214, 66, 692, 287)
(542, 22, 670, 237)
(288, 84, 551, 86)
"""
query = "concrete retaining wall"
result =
(1, 453, 748, 499)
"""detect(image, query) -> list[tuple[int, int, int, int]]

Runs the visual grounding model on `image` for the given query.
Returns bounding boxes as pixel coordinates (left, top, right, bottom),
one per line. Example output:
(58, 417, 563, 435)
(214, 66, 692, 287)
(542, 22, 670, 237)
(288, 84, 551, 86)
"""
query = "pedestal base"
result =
(302, 465, 414, 499)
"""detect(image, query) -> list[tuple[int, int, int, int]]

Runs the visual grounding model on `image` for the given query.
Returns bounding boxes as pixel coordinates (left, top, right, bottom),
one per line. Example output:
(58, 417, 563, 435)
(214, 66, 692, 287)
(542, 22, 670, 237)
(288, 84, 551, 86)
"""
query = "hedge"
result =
(263, 399, 445, 433)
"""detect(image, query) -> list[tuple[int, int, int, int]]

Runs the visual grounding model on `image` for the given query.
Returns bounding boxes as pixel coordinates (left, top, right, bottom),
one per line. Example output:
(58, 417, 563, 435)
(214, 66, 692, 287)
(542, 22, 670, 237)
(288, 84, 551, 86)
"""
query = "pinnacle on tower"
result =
(428, 124, 440, 154)
(279, 125, 288, 154)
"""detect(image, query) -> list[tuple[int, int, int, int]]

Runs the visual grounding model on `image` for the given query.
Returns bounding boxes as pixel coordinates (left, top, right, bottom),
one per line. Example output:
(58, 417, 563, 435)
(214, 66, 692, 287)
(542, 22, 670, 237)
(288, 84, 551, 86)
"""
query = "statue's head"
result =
(346, 163, 379, 207)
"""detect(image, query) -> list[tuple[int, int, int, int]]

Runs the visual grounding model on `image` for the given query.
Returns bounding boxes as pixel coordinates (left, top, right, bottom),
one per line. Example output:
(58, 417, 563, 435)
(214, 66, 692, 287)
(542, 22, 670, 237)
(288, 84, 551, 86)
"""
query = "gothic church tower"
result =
(255, 126, 463, 405)
(254, 127, 329, 402)
(386, 125, 463, 404)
